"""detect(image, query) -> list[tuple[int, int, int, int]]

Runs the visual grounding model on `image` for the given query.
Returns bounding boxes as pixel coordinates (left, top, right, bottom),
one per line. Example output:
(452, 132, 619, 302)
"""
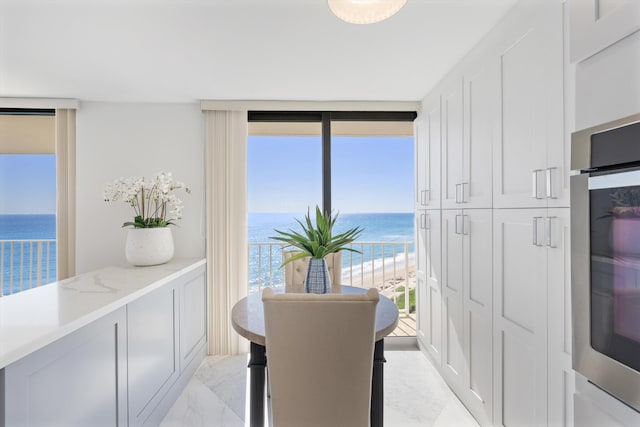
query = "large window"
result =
(247, 112, 418, 330)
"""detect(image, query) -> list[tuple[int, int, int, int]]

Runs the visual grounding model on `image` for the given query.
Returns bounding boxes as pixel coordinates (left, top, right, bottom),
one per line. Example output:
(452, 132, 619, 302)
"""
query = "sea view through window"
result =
(0, 154, 57, 295)
(247, 119, 416, 323)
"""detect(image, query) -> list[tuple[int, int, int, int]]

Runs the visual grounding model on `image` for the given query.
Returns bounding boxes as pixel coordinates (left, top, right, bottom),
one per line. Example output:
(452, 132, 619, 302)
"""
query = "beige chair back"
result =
(283, 251, 343, 293)
(262, 287, 379, 427)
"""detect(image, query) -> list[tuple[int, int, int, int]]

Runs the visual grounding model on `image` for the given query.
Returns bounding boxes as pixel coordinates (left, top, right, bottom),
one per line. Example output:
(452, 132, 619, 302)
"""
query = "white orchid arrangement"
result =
(103, 172, 190, 228)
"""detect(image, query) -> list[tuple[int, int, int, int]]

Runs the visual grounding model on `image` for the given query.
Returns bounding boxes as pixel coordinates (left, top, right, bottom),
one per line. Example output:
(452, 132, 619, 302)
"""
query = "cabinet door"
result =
(414, 115, 428, 209)
(570, 0, 640, 63)
(441, 209, 465, 389)
(464, 59, 498, 209)
(416, 97, 442, 209)
(546, 2, 570, 208)
(547, 208, 574, 427)
(462, 209, 493, 425)
(416, 210, 443, 363)
(442, 78, 465, 209)
(180, 268, 207, 372)
(127, 284, 179, 427)
(3, 308, 127, 427)
(493, 4, 558, 209)
(493, 209, 548, 427)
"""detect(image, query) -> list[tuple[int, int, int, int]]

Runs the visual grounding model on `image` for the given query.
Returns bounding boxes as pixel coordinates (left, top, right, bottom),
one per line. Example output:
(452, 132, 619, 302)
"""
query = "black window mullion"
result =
(322, 112, 331, 214)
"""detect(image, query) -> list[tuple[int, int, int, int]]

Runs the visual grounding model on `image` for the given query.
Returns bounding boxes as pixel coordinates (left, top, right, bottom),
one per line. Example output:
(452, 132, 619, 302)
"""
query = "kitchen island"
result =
(0, 258, 207, 427)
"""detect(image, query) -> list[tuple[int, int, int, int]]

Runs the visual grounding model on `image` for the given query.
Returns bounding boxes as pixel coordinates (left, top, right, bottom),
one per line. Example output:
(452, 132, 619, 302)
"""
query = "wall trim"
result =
(0, 98, 79, 109)
(200, 100, 421, 112)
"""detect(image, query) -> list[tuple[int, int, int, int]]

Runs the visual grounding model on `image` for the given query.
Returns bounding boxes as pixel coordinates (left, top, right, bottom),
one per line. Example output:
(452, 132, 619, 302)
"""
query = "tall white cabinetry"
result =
(492, 209, 570, 426)
(493, 0, 569, 210)
(415, 1, 572, 425)
(441, 209, 493, 426)
(415, 99, 443, 364)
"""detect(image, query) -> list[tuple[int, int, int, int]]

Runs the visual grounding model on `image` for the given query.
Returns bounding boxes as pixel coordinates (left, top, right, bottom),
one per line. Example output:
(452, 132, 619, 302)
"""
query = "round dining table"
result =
(231, 285, 399, 427)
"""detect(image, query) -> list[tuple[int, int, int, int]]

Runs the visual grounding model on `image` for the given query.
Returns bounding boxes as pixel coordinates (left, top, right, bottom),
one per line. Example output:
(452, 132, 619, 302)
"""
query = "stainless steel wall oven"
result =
(572, 112, 640, 412)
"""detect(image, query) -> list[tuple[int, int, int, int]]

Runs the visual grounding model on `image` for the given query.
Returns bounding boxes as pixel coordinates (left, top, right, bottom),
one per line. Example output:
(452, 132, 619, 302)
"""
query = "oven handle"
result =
(588, 169, 640, 190)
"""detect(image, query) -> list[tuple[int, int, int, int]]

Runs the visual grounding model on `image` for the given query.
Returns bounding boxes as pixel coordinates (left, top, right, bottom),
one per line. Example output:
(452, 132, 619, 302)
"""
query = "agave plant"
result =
(271, 206, 363, 267)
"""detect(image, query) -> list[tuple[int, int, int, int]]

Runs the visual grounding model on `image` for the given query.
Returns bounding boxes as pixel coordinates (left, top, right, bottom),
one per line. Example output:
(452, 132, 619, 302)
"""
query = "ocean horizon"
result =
(1, 212, 416, 295)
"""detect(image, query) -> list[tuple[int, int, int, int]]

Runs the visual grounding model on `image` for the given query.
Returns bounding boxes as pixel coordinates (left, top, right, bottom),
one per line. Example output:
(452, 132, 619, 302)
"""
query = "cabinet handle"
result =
(455, 214, 462, 235)
(532, 217, 544, 246)
(421, 190, 429, 205)
(462, 214, 469, 235)
(420, 213, 429, 230)
(462, 182, 469, 203)
(455, 183, 461, 204)
(532, 170, 543, 199)
(546, 168, 557, 199)
(547, 216, 557, 248)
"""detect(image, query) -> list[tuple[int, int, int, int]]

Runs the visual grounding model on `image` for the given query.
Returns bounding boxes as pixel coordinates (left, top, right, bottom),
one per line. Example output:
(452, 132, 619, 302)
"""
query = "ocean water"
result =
(0, 214, 57, 295)
(248, 212, 415, 289)
(0, 212, 416, 295)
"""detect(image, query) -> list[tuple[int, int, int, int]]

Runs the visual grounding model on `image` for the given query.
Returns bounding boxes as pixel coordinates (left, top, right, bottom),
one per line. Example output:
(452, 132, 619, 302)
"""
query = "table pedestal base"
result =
(248, 342, 266, 427)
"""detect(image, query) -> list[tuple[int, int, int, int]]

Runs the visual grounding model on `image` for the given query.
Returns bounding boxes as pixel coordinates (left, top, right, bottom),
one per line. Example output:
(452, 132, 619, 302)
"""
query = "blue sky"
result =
(1, 136, 414, 215)
(0, 155, 56, 214)
(248, 135, 414, 213)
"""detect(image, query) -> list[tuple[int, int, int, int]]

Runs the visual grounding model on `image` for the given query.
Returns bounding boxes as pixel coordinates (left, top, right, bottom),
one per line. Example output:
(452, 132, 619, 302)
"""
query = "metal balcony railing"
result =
(1, 240, 56, 297)
(248, 241, 416, 316)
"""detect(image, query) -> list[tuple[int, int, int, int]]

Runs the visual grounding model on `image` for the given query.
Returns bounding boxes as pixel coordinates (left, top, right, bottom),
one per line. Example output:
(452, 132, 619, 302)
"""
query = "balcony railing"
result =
(1, 240, 56, 297)
(248, 241, 416, 317)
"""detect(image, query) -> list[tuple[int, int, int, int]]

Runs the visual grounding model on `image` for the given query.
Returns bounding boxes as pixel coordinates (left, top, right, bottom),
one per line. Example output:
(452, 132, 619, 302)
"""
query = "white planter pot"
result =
(125, 227, 174, 266)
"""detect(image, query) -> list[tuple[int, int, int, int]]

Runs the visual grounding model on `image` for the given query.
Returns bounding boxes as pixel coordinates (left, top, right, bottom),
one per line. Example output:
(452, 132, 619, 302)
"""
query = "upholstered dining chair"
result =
(262, 287, 379, 427)
(282, 250, 343, 293)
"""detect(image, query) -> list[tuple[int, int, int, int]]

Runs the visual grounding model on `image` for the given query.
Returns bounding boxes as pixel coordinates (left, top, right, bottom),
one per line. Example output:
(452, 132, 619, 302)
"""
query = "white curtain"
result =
(204, 110, 249, 355)
(55, 109, 76, 280)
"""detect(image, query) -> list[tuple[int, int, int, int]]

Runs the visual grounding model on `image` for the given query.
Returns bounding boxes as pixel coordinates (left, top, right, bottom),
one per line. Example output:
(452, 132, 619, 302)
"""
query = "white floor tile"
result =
(162, 350, 478, 427)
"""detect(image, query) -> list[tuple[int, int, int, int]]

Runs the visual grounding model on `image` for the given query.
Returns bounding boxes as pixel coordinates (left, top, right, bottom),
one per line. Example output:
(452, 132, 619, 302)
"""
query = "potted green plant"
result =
(271, 206, 363, 293)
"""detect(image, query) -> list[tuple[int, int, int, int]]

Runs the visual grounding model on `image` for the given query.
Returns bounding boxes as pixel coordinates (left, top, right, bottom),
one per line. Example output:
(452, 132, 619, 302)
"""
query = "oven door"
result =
(572, 171, 640, 412)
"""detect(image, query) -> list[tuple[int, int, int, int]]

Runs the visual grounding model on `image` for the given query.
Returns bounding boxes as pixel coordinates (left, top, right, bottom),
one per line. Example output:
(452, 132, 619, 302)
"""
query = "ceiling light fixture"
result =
(328, 0, 407, 24)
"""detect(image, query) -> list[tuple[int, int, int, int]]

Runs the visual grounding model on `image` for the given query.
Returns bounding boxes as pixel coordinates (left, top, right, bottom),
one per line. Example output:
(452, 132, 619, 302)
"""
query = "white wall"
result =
(76, 102, 205, 273)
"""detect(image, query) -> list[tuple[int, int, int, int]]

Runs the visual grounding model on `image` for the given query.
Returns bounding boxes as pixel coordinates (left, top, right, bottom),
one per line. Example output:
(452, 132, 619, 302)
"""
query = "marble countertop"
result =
(0, 258, 206, 369)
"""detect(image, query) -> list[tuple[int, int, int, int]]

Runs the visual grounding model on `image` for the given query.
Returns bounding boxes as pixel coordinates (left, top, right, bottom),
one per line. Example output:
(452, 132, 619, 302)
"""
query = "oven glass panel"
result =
(590, 182, 640, 372)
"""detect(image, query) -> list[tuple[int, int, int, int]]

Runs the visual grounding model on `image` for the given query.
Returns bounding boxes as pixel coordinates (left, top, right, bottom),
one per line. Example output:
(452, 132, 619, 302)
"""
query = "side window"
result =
(0, 111, 57, 296)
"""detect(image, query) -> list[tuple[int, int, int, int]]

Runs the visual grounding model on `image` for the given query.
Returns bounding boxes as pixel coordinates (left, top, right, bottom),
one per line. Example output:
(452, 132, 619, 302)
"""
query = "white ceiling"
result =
(0, 0, 517, 103)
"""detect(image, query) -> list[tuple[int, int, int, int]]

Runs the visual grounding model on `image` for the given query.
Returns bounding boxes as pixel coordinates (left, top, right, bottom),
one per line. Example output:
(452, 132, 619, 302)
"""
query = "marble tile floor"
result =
(160, 350, 479, 427)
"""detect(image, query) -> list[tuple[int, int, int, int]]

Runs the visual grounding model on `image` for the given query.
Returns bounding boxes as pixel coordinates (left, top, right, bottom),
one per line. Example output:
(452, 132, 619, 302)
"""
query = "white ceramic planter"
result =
(125, 228, 174, 266)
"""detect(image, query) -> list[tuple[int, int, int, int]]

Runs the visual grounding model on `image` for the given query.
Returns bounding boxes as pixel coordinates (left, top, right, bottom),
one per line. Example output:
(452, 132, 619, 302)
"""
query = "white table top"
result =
(0, 258, 206, 369)
(231, 285, 400, 346)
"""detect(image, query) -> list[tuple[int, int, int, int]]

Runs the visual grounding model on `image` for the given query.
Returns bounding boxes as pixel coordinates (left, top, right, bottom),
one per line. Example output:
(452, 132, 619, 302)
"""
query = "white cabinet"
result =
(416, 210, 442, 364)
(3, 308, 128, 427)
(493, 1, 568, 209)
(441, 209, 493, 425)
(442, 79, 465, 209)
(415, 97, 442, 209)
(493, 208, 548, 426)
(180, 269, 208, 372)
(415, 2, 571, 426)
(464, 59, 498, 209)
(128, 284, 180, 427)
(493, 208, 570, 426)
(547, 208, 574, 427)
(570, 0, 640, 63)
(441, 65, 495, 210)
